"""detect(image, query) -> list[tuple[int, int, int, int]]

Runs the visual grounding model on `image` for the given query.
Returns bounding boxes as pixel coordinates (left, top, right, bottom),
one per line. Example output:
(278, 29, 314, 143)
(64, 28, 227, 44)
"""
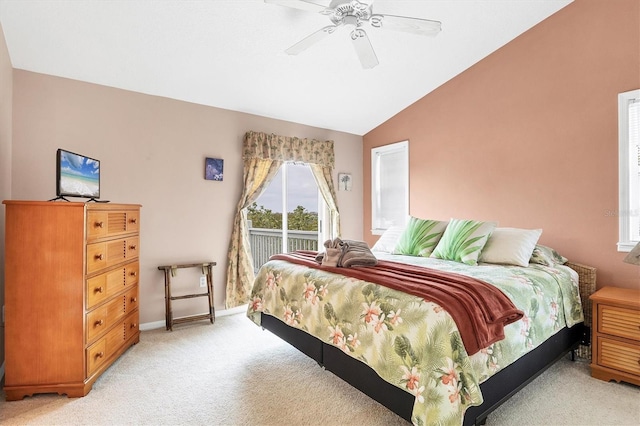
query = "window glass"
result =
(248, 163, 321, 270)
(371, 141, 408, 234)
(618, 89, 640, 250)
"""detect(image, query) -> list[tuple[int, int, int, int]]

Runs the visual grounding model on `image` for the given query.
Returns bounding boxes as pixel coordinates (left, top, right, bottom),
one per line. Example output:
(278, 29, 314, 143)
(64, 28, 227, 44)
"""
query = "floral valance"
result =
(243, 131, 335, 168)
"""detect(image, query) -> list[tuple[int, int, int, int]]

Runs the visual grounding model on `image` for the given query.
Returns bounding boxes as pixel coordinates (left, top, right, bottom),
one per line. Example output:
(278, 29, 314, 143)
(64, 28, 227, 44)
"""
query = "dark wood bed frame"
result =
(261, 312, 584, 425)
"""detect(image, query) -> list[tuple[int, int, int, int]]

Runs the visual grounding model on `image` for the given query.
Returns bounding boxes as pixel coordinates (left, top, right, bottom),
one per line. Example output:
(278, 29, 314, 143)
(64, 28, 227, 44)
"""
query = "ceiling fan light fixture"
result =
(267, 0, 441, 68)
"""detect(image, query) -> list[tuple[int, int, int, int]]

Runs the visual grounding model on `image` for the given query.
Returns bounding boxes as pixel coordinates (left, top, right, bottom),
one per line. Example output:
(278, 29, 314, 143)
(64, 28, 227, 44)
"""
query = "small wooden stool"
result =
(157, 262, 216, 331)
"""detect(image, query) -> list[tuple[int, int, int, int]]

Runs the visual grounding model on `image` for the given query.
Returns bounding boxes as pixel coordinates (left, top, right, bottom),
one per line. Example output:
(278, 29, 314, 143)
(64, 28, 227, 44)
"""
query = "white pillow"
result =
(371, 226, 405, 253)
(479, 227, 542, 267)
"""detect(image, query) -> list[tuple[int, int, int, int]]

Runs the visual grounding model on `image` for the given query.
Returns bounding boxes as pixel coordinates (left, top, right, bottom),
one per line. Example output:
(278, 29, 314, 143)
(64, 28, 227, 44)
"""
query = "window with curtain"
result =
(225, 131, 340, 309)
(371, 140, 409, 234)
(618, 89, 640, 251)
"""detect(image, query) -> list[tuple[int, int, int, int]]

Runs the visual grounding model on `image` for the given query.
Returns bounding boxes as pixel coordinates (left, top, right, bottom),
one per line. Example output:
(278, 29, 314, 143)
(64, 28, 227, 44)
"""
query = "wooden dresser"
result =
(3, 200, 141, 400)
(590, 286, 640, 386)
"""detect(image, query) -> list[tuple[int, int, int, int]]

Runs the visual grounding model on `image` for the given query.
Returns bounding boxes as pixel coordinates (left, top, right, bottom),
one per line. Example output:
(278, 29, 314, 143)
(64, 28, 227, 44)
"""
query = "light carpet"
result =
(1, 312, 639, 426)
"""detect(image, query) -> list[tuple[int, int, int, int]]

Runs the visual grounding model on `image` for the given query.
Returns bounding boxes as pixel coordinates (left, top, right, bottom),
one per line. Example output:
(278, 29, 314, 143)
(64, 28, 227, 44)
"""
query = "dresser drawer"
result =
(87, 339, 108, 377)
(126, 237, 139, 259)
(125, 286, 139, 313)
(86, 311, 138, 376)
(125, 210, 140, 234)
(86, 262, 139, 308)
(87, 237, 140, 275)
(596, 337, 640, 377)
(86, 295, 128, 343)
(125, 310, 139, 341)
(86, 318, 130, 377)
(598, 304, 640, 342)
(87, 210, 140, 241)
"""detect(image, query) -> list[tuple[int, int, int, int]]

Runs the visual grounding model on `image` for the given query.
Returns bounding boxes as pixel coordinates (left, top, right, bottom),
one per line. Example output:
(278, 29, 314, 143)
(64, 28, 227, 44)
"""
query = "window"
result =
(371, 140, 409, 235)
(248, 162, 324, 270)
(618, 89, 640, 251)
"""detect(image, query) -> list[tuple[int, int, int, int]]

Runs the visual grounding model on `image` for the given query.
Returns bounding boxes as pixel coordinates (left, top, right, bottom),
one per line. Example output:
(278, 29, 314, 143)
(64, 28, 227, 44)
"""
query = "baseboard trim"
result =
(139, 305, 247, 331)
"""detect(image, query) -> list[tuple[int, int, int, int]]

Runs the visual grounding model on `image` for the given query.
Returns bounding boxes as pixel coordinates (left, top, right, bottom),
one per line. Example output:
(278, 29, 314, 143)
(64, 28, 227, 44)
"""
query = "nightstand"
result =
(590, 286, 640, 386)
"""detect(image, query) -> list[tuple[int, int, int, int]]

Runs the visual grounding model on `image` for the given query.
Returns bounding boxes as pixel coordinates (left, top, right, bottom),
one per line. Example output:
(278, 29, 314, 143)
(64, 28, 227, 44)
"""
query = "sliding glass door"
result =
(248, 162, 324, 271)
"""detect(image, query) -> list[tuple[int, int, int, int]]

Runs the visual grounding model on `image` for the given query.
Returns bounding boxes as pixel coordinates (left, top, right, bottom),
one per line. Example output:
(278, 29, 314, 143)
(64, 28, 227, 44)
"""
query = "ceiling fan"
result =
(265, 0, 442, 69)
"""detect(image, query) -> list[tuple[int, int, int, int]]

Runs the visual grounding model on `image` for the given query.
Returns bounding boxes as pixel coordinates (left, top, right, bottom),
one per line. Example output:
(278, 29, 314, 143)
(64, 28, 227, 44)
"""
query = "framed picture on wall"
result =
(338, 173, 352, 191)
(205, 157, 224, 181)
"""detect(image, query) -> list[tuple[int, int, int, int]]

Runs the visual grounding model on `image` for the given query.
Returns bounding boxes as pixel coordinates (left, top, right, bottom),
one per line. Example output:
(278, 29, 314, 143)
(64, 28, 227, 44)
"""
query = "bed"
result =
(246, 222, 595, 426)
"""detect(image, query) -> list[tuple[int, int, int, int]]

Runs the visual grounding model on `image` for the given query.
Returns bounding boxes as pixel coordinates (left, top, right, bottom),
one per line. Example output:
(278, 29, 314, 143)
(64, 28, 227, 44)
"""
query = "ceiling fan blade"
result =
(264, 0, 328, 13)
(350, 28, 378, 69)
(371, 14, 442, 36)
(285, 25, 337, 55)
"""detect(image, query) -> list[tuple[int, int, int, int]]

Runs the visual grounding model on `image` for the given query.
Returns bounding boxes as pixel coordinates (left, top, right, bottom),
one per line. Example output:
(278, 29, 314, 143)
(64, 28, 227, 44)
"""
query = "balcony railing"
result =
(249, 227, 318, 272)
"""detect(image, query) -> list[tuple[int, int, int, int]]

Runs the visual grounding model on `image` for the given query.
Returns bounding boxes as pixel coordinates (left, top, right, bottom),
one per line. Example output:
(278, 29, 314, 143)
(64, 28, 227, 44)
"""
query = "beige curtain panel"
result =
(225, 131, 341, 309)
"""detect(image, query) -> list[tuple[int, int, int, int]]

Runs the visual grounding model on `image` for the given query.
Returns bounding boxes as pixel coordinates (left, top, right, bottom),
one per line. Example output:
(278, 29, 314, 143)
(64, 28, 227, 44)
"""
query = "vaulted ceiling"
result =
(0, 0, 573, 135)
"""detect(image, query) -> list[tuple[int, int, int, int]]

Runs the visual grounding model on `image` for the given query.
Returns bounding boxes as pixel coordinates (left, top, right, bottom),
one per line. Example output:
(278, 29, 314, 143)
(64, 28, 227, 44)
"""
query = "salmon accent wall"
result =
(363, 0, 639, 289)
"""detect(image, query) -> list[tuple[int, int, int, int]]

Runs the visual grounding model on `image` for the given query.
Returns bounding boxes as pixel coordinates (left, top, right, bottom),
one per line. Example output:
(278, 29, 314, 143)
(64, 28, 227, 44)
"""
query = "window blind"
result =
(628, 98, 639, 240)
(372, 141, 408, 232)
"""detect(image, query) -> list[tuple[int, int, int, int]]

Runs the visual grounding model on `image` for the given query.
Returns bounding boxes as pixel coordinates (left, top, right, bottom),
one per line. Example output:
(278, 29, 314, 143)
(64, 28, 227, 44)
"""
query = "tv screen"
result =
(56, 149, 100, 199)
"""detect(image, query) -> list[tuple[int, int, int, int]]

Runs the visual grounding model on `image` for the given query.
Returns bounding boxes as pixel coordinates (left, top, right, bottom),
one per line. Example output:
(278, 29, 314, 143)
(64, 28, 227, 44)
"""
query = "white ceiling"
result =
(0, 0, 572, 136)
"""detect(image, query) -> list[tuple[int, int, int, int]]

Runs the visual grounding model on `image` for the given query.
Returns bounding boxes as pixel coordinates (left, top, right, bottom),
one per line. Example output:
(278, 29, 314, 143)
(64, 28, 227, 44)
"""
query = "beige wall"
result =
(364, 0, 640, 290)
(10, 70, 363, 325)
(0, 22, 13, 368)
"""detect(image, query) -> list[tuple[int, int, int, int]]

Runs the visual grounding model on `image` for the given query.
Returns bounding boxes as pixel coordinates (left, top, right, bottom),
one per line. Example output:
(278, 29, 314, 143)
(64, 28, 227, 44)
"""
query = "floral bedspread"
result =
(247, 252, 584, 426)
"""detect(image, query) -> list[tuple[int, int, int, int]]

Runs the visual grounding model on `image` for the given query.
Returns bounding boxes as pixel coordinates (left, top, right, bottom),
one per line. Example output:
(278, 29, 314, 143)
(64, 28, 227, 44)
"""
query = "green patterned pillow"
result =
(431, 218, 497, 265)
(392, 216, 448, 257)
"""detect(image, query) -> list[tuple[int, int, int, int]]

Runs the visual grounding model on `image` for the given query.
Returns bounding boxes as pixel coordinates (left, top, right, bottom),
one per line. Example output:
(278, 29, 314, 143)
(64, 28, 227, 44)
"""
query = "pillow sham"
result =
(529, 244, 568, 266)
(431, 218, 497, 265)
(479, 227, 542, 267)
(393, 216, 448, 257)
(371, 225, 405, 253)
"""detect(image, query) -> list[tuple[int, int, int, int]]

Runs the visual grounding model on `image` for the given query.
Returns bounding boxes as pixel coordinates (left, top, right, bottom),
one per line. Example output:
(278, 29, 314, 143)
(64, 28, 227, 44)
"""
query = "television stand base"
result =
(47, 197, 110, 203)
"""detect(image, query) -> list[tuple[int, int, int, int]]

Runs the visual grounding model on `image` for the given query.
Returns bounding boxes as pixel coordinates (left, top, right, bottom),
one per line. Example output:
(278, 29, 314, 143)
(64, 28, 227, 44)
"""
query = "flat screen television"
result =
(55, 149, 101, 200)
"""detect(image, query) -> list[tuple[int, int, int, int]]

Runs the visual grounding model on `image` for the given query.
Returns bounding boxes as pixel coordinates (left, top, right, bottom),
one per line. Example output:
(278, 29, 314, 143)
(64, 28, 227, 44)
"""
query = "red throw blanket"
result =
(269, 251, 524, 355)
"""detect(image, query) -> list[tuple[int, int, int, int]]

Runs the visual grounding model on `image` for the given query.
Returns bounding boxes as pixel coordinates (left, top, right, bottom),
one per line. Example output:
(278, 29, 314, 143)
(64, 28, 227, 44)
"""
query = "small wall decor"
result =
(205, 157, 224, 181)
(338, 173, 352, 191)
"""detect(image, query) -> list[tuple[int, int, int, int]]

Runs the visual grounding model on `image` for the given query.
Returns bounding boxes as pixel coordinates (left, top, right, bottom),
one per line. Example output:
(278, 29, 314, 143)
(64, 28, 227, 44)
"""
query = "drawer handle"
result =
(130, 218, 138, 224)
(130, 271, 137, 277)
(129, 245, 137, 250)
(94, 286, 104, 294)
(95, 221, 104, 228)
(95, 319, 104, 327)
(95, 253, 104, 261)
(95, 351, 104, 359)
(131, 297, 137, 303)
(131, 323, 138, 329)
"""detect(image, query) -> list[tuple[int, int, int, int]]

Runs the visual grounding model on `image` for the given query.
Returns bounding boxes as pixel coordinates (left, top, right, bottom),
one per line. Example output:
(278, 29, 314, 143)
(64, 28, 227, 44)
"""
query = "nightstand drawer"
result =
(598, 304, 640, 342)
(597, 337, 640, 377)
(590, 286, 640, 386)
